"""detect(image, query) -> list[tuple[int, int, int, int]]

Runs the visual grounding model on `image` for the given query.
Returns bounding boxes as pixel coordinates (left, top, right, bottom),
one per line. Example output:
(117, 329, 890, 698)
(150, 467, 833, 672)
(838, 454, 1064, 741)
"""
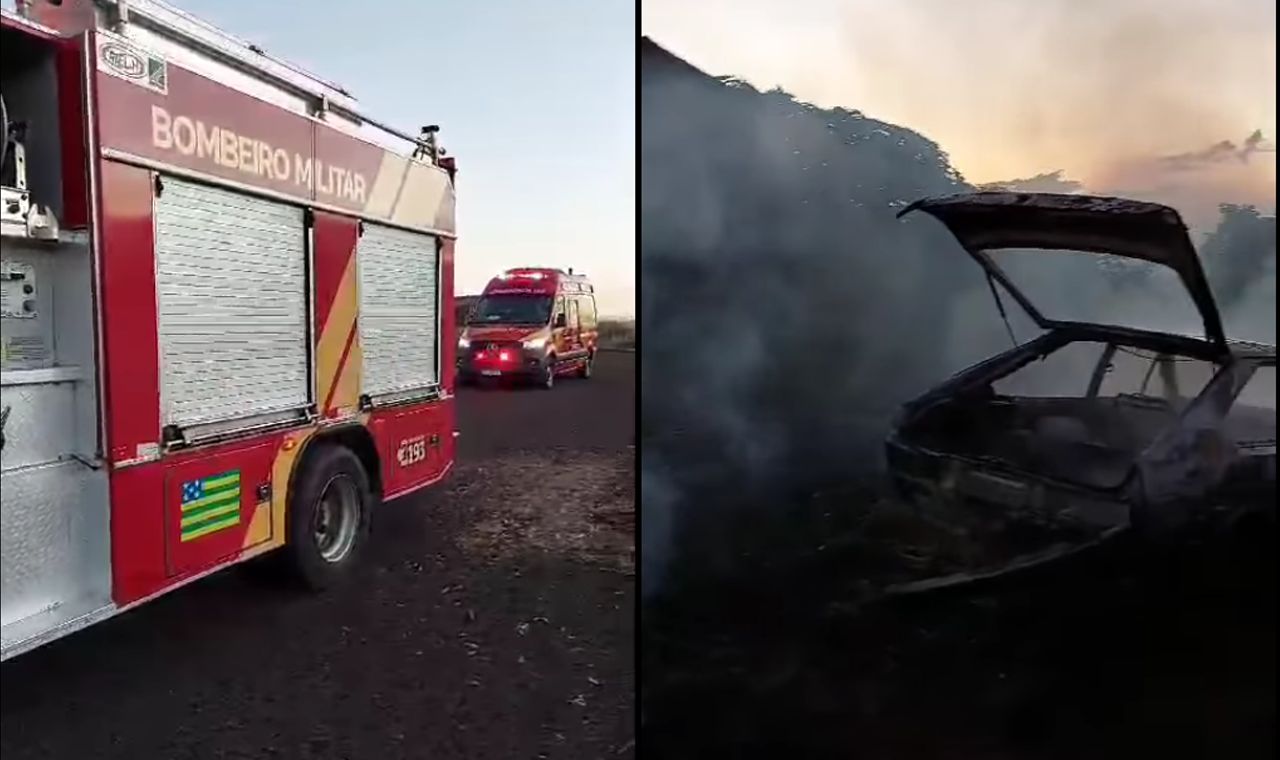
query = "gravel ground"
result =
(0, 353, 636, 760)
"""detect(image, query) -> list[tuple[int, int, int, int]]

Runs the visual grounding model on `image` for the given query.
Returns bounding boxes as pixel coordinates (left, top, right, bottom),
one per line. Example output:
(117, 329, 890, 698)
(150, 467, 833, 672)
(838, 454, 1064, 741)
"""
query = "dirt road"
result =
(0, 354, 636, 760)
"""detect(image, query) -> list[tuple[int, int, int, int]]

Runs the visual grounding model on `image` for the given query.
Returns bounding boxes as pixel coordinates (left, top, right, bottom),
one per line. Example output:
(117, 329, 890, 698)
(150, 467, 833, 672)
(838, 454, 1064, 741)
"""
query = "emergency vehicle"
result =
(1, 0, 457, 662)
(457, 268, 598, 388)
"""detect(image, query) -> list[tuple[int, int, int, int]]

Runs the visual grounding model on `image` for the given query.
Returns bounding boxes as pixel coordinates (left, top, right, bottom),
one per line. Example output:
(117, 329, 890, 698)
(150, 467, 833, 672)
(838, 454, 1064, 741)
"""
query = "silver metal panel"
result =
(1, 461, 113, 649)
(0, 381, 77, 469)
(0, 204, 110, 661)
(154, 177, 310, 427)
(1, 599, 117, 663)
(2, 250, 57, 371)
(0, 593, 116, 660)
(358, 224, 439, 397)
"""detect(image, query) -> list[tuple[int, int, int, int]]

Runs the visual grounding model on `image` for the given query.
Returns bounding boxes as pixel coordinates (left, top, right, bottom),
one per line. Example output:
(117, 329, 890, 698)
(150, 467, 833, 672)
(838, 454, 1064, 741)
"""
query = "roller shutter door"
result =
(357, 223, 440, 397)
(154, 177, 310, 427)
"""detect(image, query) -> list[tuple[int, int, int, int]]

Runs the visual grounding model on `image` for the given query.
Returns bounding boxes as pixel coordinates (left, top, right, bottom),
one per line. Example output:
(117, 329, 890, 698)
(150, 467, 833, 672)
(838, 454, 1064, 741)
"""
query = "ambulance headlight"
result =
(457, 337, 470, 349)
(522, 337, 547, 350)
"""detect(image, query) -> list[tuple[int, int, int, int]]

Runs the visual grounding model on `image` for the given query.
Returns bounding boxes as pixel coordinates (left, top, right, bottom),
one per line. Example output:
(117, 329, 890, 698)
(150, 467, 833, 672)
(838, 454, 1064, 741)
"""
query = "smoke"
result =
(980, 131, 1276, 228)
(640, 461, 679, 597)
(1202, 204, 1278, 344)
(1160, 130, 1276, 171)
(827, 0, 1275, 226)
(979, 170, 1084, 194)
(640, 40, 992, 596)
(639, 26, 1275, 599)
(642, 0, 1275, 225)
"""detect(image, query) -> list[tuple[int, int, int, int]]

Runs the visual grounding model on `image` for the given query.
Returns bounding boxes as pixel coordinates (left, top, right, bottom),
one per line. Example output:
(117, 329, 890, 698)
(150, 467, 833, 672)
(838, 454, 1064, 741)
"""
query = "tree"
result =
(1199, 204, 1277, 312)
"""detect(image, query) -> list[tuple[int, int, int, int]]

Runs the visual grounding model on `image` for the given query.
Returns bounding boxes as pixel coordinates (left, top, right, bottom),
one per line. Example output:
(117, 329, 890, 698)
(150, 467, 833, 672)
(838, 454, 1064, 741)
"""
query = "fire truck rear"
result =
(1, 0, 457, 661)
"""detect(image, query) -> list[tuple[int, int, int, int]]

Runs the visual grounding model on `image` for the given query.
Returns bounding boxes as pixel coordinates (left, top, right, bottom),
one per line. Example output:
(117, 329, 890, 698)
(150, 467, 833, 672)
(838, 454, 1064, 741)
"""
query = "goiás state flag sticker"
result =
(180, 470, 242, 542)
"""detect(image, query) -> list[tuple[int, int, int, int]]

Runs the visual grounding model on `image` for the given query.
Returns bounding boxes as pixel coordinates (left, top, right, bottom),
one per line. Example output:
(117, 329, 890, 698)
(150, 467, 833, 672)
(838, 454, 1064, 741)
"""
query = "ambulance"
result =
(457, 268, 598, 388)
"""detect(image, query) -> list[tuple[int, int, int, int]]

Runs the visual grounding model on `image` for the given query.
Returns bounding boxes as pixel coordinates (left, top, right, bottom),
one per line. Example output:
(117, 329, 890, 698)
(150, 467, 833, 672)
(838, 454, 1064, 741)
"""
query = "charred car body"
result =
(888, 192, 1275, 543)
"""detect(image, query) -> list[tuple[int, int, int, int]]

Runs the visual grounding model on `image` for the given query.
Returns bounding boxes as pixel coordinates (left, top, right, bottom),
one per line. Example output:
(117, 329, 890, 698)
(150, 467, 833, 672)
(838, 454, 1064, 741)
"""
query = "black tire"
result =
(281, 444, 373, 591)
(539, 357, 556, 389)
(578, 351, 595, 379)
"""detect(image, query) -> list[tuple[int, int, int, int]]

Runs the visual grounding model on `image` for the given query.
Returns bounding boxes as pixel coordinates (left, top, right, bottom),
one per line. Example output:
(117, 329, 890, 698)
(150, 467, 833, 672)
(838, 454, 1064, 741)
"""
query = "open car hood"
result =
(898, 192, 1228, 352)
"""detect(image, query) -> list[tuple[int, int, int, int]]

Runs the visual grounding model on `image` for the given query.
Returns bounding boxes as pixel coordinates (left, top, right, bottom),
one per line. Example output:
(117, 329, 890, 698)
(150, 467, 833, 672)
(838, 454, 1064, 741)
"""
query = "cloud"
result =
(643, 0, 1276, 227)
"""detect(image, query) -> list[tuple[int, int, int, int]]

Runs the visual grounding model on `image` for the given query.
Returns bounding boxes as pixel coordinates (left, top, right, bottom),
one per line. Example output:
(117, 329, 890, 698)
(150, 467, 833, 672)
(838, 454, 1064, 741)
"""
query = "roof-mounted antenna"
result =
(413, 125, 440, 164)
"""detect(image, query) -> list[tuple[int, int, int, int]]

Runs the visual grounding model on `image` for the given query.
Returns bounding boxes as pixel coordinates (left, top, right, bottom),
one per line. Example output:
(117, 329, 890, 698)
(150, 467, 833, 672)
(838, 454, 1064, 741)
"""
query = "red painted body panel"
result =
(312, 212, 357, 337)
(311, 120, 389, 213)
(369, 402, 455, 498)
(441, 239, 457, 393)
(97, 160, 161, 465)
(95, 63, 395, 219)
(1, 20, 457, 615)
(466, 325, 538, 343)
(108, 462, 167, 605)
(310, 211, 361, 418)
(110, 431, 294, 605)
(97, 67, 315, 202)
(164, 440, 276, 577)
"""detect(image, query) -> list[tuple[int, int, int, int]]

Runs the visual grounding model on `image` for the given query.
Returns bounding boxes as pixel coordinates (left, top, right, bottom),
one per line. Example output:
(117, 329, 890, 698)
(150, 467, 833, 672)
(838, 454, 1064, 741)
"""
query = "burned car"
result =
(887, 192, 1275, 548)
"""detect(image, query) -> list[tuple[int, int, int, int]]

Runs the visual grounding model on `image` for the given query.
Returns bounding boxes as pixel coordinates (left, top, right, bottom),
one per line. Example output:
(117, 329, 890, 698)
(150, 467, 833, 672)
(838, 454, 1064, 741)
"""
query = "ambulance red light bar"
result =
(498, 270, 546, 280)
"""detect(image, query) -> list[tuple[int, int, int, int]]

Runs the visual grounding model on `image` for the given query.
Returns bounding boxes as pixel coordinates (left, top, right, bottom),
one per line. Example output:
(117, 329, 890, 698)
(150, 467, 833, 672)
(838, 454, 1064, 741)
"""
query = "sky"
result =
(147, 0, 636, 316)
(642, 0, 1276, 228)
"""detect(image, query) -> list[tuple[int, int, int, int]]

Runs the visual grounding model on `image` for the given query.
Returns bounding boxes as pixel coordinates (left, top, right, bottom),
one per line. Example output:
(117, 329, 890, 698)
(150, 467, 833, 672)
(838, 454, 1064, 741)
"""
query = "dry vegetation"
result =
(643, 479, 1275, 760)
(597, 318, 637, 350)
(457, 450, 636, 572)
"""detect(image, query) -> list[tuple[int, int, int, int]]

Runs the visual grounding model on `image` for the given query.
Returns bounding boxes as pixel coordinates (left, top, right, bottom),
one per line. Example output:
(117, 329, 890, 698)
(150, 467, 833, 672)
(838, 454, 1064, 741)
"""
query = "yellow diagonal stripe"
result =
(181, 487, 241, 512)
(181, 515, 241, 542)
(181, 502, 240, 529)
(203, 473, 239, 490)
(317, 252, 359, 411)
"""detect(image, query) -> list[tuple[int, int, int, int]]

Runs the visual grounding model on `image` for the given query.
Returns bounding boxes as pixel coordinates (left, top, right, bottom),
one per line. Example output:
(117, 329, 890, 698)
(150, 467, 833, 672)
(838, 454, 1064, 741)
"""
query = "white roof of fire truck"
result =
(3, 0, 443, 159)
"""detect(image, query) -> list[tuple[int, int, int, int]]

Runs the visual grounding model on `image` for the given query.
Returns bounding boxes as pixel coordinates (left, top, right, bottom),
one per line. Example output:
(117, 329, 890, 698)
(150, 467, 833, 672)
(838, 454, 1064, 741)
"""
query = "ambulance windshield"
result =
(469, 294, 554, 326)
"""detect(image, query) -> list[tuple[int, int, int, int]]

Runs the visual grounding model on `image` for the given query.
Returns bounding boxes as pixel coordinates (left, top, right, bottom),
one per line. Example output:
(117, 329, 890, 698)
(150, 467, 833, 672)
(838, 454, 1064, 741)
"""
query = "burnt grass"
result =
(642, 484, 1276, 760)
(0, 354, 636, 760)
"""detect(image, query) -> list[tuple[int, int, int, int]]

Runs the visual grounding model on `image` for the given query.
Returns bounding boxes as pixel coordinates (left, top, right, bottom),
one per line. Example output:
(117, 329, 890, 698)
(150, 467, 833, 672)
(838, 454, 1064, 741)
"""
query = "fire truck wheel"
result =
(284, 444, 373, 590)
(578, 351, 595, 379)
(539, 358, 556, 389)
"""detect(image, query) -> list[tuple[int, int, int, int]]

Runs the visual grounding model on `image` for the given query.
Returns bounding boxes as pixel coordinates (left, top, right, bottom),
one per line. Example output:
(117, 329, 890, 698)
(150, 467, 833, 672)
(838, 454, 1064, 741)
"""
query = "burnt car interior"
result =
(901, 340, 1276, 492)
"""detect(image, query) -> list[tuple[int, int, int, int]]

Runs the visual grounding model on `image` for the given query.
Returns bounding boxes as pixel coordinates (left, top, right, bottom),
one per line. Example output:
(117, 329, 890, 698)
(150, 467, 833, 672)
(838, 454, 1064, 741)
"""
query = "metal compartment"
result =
(1, 236, 113, 661)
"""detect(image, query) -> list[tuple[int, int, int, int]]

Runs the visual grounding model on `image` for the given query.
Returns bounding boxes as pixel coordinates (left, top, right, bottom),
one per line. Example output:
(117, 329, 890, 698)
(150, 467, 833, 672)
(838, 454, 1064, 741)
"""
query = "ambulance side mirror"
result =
(554, 313, 567, 329)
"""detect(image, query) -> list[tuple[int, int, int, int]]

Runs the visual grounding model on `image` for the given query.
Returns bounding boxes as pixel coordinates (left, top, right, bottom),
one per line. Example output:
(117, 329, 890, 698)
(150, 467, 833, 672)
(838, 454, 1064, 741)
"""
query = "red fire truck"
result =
(1, 0, 457, 661)
(457, 268, 598, 388)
